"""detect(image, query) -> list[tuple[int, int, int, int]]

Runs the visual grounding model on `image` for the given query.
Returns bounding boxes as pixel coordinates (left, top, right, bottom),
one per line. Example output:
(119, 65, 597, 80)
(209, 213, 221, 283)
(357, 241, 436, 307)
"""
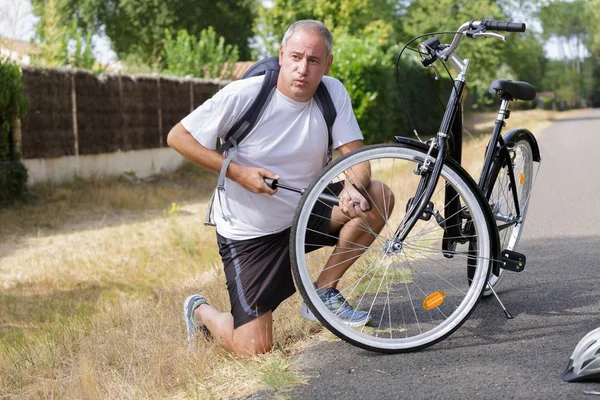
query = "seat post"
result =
(478, 96, 512, 188)
(496, 97, 511, 124)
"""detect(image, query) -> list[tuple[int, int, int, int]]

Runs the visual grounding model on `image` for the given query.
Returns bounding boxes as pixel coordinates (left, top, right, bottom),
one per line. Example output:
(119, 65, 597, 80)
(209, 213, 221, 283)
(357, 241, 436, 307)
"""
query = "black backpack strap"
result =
(219, 57, 280, 155)
(314, 81, 337, 163)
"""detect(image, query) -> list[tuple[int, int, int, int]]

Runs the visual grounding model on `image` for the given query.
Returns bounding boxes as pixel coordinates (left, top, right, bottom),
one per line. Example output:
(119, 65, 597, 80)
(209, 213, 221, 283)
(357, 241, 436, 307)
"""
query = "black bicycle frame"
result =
(395, 76, 523, 257)
(442, 80, 466, 253)
(394, 77, 464, 243)
(446, 92, 526, 249)
(478, 98, 523, 223)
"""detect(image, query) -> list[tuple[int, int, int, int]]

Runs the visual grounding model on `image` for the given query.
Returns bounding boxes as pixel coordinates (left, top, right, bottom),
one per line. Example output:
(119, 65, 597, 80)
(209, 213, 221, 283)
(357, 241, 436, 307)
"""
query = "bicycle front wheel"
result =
(484, 138, 534, 296)
(291, 144, 493, 353)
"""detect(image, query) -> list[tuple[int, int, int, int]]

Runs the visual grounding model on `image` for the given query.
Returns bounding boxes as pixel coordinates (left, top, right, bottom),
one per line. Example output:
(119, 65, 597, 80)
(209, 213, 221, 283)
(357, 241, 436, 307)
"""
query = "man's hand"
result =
(228, 164, 279, 195)
(339, 183, 371, 218)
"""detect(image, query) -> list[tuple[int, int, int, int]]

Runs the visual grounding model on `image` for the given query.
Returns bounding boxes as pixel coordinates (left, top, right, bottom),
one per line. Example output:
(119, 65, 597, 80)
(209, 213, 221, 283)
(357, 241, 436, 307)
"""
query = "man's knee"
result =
(234, 339, 272, 356)
(232, 313, 273, 357)
(368, 180, 395, 218)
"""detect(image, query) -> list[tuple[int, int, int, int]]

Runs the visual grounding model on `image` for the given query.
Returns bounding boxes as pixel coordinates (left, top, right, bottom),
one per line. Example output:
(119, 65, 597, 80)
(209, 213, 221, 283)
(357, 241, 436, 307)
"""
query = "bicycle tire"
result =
(290, 144, 493, 353)
(483, 138, 534, 296)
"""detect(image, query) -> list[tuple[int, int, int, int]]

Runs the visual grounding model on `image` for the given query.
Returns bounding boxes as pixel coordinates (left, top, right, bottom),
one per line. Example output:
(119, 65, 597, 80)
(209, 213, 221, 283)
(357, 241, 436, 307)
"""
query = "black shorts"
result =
(217, 182, 343, 329)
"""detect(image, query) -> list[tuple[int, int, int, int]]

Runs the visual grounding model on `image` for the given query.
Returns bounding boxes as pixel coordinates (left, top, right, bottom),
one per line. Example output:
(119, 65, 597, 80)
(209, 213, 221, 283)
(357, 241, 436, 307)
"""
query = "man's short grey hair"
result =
(281, 20, 333, 56)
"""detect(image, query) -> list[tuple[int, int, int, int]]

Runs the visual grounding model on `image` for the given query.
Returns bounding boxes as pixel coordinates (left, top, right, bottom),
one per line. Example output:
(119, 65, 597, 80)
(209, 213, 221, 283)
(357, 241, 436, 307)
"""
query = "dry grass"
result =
(0, 108, 569, 399)
(0, 162, 318, 399)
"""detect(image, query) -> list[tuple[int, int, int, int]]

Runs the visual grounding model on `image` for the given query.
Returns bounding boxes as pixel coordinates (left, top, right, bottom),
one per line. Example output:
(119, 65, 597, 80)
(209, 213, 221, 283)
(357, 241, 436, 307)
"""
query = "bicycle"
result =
(288, 20, 541, 353)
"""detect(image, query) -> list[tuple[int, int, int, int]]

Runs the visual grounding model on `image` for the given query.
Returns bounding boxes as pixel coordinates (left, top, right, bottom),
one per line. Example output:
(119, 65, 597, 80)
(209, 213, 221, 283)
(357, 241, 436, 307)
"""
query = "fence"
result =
(18, 66, 227, 184)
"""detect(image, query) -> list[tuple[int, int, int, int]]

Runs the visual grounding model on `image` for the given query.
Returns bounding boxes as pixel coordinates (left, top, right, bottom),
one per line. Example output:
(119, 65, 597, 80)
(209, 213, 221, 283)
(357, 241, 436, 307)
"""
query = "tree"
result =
(585, 0, 600, 56)
(0, 59, 29, 204)
(501, 31, 547, 91)
(171, 0, 257, 60)
(584, 0, 600, 107)
(31, 0, 258, 62)
(399, 0, 511, 106)
(163, 27, 239, 79)
(538, 0, 589, 71)
(31, 0, 66, 68)
(254, 0, 399, 56)
(31, 0, 97, 69)
(538, 0, 592, 105)
(328, 29, 399, 143)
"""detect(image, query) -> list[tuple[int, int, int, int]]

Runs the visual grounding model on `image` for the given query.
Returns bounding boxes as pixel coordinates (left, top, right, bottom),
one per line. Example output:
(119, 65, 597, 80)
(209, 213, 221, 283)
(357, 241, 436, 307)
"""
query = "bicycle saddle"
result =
(489, 79, 536, 101)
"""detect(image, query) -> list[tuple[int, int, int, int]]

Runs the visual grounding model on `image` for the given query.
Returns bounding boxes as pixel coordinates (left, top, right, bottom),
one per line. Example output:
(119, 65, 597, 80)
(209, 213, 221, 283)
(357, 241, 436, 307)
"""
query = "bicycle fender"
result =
(394, 136, 432, 151)
(394, 136, 502, 275)
(503, 128, 542, 162)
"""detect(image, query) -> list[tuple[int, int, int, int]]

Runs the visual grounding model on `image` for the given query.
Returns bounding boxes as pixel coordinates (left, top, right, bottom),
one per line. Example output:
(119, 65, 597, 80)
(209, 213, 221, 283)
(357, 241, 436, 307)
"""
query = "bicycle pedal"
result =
(500, 250, 526, 272)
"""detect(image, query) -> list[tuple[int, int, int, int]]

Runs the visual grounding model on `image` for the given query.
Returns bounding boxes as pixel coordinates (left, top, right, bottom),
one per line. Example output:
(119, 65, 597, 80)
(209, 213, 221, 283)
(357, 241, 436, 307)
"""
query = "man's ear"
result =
(279, 45, 284, 66)
(324, 54, 333, 75)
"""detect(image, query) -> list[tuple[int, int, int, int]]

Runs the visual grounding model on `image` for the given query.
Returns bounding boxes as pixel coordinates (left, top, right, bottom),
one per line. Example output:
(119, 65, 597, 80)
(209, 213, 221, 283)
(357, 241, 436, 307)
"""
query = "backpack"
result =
(205, 56, 337, 226)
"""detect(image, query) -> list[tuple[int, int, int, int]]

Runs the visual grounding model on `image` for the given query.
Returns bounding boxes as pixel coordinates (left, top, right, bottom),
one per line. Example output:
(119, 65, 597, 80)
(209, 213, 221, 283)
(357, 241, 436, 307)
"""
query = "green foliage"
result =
(254, 0, 398, 57)
(162, 27, 239, 79)
(401, 0, 508, 101)
(119, 55, 160, 74)
(329, 31, 448, 144)
(0, 60, 28, 157)
(171, 0, 258, 60)
(31, 0, 67, 67)
(0, 160, 28, 204)
(65, 21, 97, 70)
(32, 0, 258, 63)
(542, 60, 581, 107)
(538, 0, 588, 46)
(536, 0, 600, 106)
(540, 96, 556, 110)
(329, 30, 398, 144)
(31, 0, 98, 70)
(0, 59, 29, 203)
(394, 52, 454, 137)
(590, 57, 600, 107)
(586, 0, 600, 56)
(501, 31, 547, 91)
(538, 1, 587, 73)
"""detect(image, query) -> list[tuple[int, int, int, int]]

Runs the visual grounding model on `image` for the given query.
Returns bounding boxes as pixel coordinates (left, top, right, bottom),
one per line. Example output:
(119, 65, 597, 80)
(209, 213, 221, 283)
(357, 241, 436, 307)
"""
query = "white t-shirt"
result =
(181, 75, 363, 240)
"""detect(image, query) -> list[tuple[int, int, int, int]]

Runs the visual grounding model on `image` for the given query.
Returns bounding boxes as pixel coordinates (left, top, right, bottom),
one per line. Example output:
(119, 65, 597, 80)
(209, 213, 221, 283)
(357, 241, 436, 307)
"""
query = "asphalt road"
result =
(288, 108, 600, 400)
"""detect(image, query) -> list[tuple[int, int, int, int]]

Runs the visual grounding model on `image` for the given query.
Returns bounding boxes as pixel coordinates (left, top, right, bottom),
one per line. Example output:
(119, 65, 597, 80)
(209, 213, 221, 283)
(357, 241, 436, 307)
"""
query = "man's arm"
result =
(336, 139, 362, 156)
(166, 123, 278, 195)
(334, 140, 373, 216)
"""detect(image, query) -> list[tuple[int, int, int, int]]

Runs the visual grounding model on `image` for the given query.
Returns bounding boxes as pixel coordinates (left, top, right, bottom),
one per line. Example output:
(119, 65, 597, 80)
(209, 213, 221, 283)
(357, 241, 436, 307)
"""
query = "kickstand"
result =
(486, 282, 513, 319)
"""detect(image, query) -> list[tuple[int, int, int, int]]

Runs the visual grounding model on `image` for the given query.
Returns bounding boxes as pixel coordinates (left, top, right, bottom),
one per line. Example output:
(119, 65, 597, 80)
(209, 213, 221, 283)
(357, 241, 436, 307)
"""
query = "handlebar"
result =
(442, 20, 526, 59)
(418, 20, 526, 70)
(478, 20, 526, 33)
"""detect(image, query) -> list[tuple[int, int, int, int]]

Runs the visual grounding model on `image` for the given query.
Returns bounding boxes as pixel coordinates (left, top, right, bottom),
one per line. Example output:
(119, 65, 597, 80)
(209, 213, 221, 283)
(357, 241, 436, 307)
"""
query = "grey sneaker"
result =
(300, 287, 372, 328)
(183, 294, 210, 344)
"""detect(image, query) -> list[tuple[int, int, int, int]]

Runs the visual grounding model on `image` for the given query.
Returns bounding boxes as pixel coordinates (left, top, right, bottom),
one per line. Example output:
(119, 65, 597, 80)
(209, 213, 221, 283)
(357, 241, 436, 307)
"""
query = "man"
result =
(167, 20, 390, 357)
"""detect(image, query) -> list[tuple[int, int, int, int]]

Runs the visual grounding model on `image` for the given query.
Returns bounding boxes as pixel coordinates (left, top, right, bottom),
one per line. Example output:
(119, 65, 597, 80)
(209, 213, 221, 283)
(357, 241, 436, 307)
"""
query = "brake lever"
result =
(427, 64, 440, 81)
(471, 32, 506, 41)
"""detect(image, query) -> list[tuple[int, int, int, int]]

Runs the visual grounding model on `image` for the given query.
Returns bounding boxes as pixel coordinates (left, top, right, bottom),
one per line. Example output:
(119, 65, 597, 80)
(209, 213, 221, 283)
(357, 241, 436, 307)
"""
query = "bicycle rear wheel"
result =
(484, 138, 534, 296)
(291, 144, 493, 353)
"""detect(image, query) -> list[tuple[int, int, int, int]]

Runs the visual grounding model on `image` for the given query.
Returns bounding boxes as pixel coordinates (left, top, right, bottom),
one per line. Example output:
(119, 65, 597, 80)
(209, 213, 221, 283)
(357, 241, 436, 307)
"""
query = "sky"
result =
(0, 0, 117, 64)
(0, 0, 586, 64)
(0, 0, 36, 42)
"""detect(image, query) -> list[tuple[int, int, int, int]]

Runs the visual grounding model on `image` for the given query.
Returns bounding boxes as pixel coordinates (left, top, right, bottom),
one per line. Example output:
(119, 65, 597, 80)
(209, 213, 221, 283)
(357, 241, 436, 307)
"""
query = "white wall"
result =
(23, 147, 185, 186)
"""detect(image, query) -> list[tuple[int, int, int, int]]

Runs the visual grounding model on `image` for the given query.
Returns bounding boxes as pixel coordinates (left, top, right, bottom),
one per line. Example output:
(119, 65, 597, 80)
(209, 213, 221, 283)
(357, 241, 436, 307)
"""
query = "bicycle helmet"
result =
(562, 327, 600, 382)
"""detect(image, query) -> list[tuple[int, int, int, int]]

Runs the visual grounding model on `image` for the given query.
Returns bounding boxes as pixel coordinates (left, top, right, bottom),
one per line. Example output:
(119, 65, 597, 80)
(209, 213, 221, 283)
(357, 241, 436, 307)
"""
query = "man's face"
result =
(278, 28, 333, 102)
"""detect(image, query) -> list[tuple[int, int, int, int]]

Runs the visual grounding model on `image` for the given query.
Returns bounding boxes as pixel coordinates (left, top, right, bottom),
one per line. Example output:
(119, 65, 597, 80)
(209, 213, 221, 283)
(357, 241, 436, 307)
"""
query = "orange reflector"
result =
(423, 291, 446, 310)
(519, 172, 525, 185)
